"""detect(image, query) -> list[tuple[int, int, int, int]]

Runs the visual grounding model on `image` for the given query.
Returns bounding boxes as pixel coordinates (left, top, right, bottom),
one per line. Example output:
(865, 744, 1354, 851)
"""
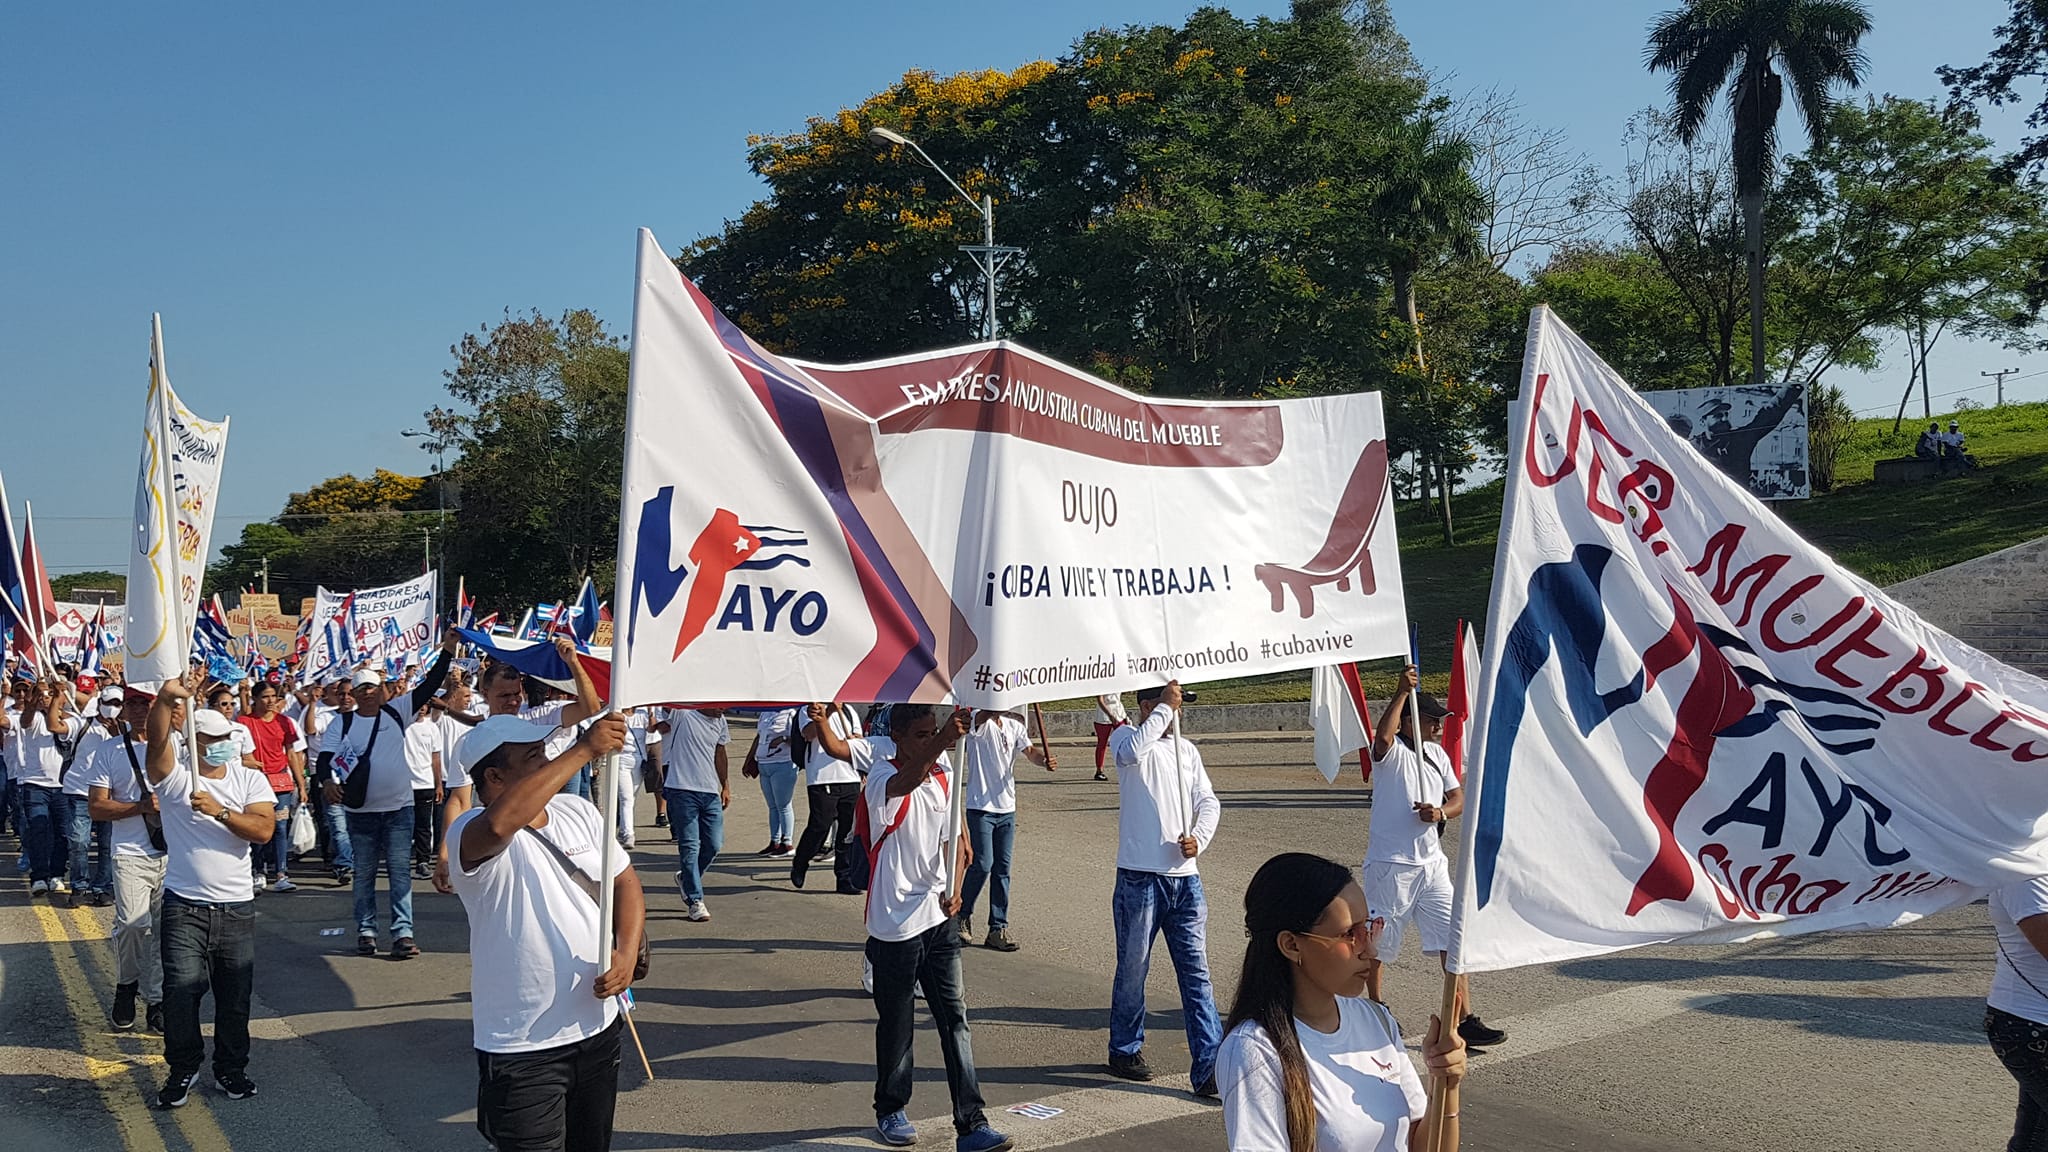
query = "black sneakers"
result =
(157, 1071, 196, 1109)
(356, 935, 378, 957)
(1106, 1052, 1155, 1082)
(111, 982, 139, 1031)
(145, 1002, 164, 1034)
(1192, 1074, 1219, 1099)
(217, 1070, 258, 1099)
(1458, 1014, 1507, 1048)
(391, 937, 419, 961)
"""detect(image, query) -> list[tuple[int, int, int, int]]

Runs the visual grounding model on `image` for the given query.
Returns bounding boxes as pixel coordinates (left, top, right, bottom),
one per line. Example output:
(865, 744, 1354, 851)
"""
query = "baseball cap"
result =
(1134, 683, 1197, 704)
(457, 714, 561, 774)
(192, 708, 236, 738)
(97, 686, 125, 705)
(1415, 693, 1451, 720)
(351, 669, 385, 688)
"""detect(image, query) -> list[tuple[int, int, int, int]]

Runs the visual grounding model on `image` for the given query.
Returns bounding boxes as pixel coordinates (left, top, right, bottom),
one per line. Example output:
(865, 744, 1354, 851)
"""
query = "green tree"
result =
(1647, 0, 1872, 384)
(204, 480, 436, 605)
(50, 571, 125, 601)
(1529, 243, 1720, 391)
(429, 309, 629, 607)
(1773, 96, 2048, 412)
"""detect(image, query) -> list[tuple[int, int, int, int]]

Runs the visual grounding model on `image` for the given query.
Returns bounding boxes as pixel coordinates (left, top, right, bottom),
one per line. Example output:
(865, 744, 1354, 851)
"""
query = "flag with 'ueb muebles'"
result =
(1448, 306, 2048, 974)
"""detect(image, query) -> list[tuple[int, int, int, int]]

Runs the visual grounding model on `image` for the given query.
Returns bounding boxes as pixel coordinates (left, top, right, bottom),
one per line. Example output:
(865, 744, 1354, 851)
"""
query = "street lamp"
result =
(867, 126, 1023, 340)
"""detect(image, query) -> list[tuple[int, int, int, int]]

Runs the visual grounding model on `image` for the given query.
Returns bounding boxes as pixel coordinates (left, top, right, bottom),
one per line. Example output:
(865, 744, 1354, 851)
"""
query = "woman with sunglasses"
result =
(1217, 852, 1464, 1151)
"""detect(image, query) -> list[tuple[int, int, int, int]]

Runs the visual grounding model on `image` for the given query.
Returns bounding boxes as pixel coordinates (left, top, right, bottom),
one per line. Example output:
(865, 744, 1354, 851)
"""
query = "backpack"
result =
(848, 760, 944, 898)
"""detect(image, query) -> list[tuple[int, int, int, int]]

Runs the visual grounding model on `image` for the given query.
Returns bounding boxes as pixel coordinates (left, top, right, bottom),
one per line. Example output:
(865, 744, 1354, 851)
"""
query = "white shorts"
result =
(1362, 857, 1452, 965)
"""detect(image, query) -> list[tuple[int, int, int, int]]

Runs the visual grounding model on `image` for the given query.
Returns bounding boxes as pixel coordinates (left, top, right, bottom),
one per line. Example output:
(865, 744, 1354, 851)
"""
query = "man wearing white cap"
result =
(448, 710, 642, 1152)
(61, 685, 126, 907)
(144, 675, 276, 1109)
(80, 685, 168, 1033)
(316, 632, 457, 961)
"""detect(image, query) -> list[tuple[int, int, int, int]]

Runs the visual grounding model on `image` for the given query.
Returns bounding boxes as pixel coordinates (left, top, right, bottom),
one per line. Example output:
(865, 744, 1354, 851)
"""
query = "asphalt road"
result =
(0, 730, 2015, 1151)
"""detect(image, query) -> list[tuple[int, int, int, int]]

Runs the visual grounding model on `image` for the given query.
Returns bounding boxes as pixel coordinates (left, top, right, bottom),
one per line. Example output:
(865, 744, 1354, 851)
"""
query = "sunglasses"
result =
(1294, 917, 1386, 955)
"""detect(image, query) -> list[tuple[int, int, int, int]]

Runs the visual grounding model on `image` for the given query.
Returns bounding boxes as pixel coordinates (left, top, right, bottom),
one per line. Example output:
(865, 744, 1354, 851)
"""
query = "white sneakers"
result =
(686, 899, 711, 922)
(51, 877, 70, 895)
(254, 874, 268, 892)
(273, 877, 298, 893)
(30, 879, 48, 896)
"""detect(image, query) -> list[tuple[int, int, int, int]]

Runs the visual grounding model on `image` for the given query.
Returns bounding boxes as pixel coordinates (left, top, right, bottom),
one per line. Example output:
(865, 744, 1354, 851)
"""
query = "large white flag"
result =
(125, 316, 229, 685)
(1309, 663, 1371, 783)
(302, 572, 438, 681)
(609, 229, 1409, 709)
(1450, 307, 2048, 973)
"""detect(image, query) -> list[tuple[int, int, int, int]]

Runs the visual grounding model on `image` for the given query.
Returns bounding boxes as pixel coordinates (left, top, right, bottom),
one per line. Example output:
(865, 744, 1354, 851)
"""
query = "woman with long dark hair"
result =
(1218, 853, 1463, 1151)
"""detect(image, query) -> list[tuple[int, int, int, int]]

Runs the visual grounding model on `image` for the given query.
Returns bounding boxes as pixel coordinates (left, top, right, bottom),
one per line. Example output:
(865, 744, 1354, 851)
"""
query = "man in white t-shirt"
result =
(1363, 665, 1503, 1051)
(661, 707, 729, 922)
(64, 686, 126, 906)
(449, 711, 641, 1152)
(1106, 681, 1223, 1096)
(850, 704, 1012, 1152)
(435, 641, 604, 845)
(0, 674, 84, 897)
(300, 678, 356, 883)
(404, 706, 446, 881)
(794, 703, 864, 892)
(317, 634, 456, 961)
(957, 711, 1053, 952)
(81, 685, 167, 1033)
(143, 679, 277, 1109)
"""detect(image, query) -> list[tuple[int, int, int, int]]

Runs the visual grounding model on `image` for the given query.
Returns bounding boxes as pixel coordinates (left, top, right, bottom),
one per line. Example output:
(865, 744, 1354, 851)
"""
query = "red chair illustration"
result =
(1254, 439, 1390, 618)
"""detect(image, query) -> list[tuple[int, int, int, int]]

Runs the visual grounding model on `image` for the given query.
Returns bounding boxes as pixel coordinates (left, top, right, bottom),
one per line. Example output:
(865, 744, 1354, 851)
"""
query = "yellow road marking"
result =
(30, 900, 170, 1152)
(59, 903, 233, 1152)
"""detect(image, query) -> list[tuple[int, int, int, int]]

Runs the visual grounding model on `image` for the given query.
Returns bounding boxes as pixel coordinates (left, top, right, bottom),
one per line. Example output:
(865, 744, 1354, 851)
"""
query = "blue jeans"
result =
(757, 761, 798, 843)
(322, 792, 354, 872)
(159, 892, 255, 1079)
(21, 785, 70, 882)
(960, 810, 1014, 930)
(868, 918, 987, 1133)
(66, 795, 112, 893)
(665, 788, 724, 903)
(346, 807, 414, 939)
(1110, 868, 1222, 1086)
(264, 792, 295, 878)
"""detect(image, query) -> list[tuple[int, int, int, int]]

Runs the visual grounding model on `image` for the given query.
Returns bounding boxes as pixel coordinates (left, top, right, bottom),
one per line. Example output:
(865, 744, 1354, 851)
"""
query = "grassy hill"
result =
(1052, 399, 2048, 709)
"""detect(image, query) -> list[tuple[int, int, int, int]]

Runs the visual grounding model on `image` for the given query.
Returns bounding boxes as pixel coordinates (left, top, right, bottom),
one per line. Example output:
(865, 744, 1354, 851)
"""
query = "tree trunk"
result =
(1919, 317, 1932, 418)
(1891, 323, 1920, 434)
(1743, 189, 1766, 385)
(1435, 456, 1454, 546)
(1391, 258, 1425, 369)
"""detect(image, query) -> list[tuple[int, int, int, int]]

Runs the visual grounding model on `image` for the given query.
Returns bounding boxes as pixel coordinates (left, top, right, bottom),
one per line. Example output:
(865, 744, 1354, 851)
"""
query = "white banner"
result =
(124, 317, 229, 685)
(611, 229, 1409, 709)
(303, 572, 438, 680)
(1449, 307, 2048, 974)
(1640, 383, 1809, 500)
(49, 602, 126, 661)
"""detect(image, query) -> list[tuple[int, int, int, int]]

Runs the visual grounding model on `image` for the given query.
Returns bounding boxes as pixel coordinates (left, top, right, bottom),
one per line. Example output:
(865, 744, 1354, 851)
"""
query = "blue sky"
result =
(2, 1, 2034, 575)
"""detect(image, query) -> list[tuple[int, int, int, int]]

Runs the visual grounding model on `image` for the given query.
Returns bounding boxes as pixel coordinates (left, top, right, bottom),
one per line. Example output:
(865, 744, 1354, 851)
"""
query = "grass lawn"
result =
(1050, 399, 2048, 710)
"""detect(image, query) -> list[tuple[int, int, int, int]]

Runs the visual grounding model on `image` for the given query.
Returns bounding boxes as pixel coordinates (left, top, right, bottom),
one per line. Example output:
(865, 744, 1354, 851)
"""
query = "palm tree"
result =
(1647, 0, 1871, 384)
(1370, 112, 1485, 544)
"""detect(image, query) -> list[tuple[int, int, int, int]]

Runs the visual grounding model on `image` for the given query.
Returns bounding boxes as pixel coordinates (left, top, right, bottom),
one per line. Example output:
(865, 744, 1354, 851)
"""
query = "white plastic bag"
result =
(289, 803, 317, 856)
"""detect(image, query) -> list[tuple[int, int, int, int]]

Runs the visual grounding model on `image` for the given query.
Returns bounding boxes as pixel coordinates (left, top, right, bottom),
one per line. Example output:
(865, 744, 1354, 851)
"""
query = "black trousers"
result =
(791, 782, 859, 888)
(412, 788, 442, 864)
(476, 1016, 623, 1152)
(868, 919, 988, 1133)
(159, 892, 256, 1078)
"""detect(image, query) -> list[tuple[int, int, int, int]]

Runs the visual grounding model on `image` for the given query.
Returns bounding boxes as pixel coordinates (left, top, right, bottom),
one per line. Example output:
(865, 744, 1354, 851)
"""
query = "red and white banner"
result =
(1450, 307, 2048, 973)
(610, 229, 1410, 709)
(1310, 662, 1371, 783)
(1441, 619, 1478, 782)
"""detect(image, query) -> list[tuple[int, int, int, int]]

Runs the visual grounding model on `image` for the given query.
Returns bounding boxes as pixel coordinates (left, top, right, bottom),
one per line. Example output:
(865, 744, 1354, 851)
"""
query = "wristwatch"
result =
(213, 810, 232, 826)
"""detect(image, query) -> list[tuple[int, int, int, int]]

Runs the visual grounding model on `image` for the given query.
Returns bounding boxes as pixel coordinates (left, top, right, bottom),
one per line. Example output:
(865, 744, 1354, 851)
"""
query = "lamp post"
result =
(868, 125, 1023, 341)
(403, 428, 447, 616)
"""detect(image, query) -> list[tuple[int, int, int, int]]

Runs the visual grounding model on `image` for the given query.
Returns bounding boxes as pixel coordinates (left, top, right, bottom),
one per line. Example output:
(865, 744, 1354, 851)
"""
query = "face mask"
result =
(202, 740, 239, 767)
(99, 703, 121, 719)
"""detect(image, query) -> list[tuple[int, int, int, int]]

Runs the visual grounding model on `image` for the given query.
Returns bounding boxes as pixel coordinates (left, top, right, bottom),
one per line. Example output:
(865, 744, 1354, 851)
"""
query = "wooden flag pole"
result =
(622, 1010, 655, 1081)
(1029, 702, 1055, 771)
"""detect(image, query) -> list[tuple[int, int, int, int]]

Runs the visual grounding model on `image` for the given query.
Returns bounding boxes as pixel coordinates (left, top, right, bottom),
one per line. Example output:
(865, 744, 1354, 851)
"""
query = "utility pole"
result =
(259, 556, 269, 594)
(423, 528, 431, 577)
(1984, 368, 2018, 407)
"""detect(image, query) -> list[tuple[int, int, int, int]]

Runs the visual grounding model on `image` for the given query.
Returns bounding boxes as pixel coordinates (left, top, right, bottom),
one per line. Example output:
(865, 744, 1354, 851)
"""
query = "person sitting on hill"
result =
(1915, 422, 1941, 460)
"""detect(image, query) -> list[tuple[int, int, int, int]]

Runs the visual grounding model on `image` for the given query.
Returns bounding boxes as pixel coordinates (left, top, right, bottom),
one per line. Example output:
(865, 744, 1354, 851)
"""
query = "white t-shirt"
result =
(803, 706, 863, 787)
(9, 711, 82, 788)
(755, 708, 798, 766)
(863, 758, 953, 943)
(1096, 694, 1128, 725)
(437, 713, 472, 789)
(448, 795, 623, 1053)
(1991, 877, 2048, 1023)
(404, 719, 443, 791)
(964, 714, 1031, 814)
(320, 704, 416, 813)
(76, 730, 166, 858)
(1109, 705, 1220, 876)
(1218, 997, 1427, 1152)
(66, 722, 120, 796)
(154, 763, 274, 903)
(662, 710, 729, 794)
(1364, 741, 1452, 867)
